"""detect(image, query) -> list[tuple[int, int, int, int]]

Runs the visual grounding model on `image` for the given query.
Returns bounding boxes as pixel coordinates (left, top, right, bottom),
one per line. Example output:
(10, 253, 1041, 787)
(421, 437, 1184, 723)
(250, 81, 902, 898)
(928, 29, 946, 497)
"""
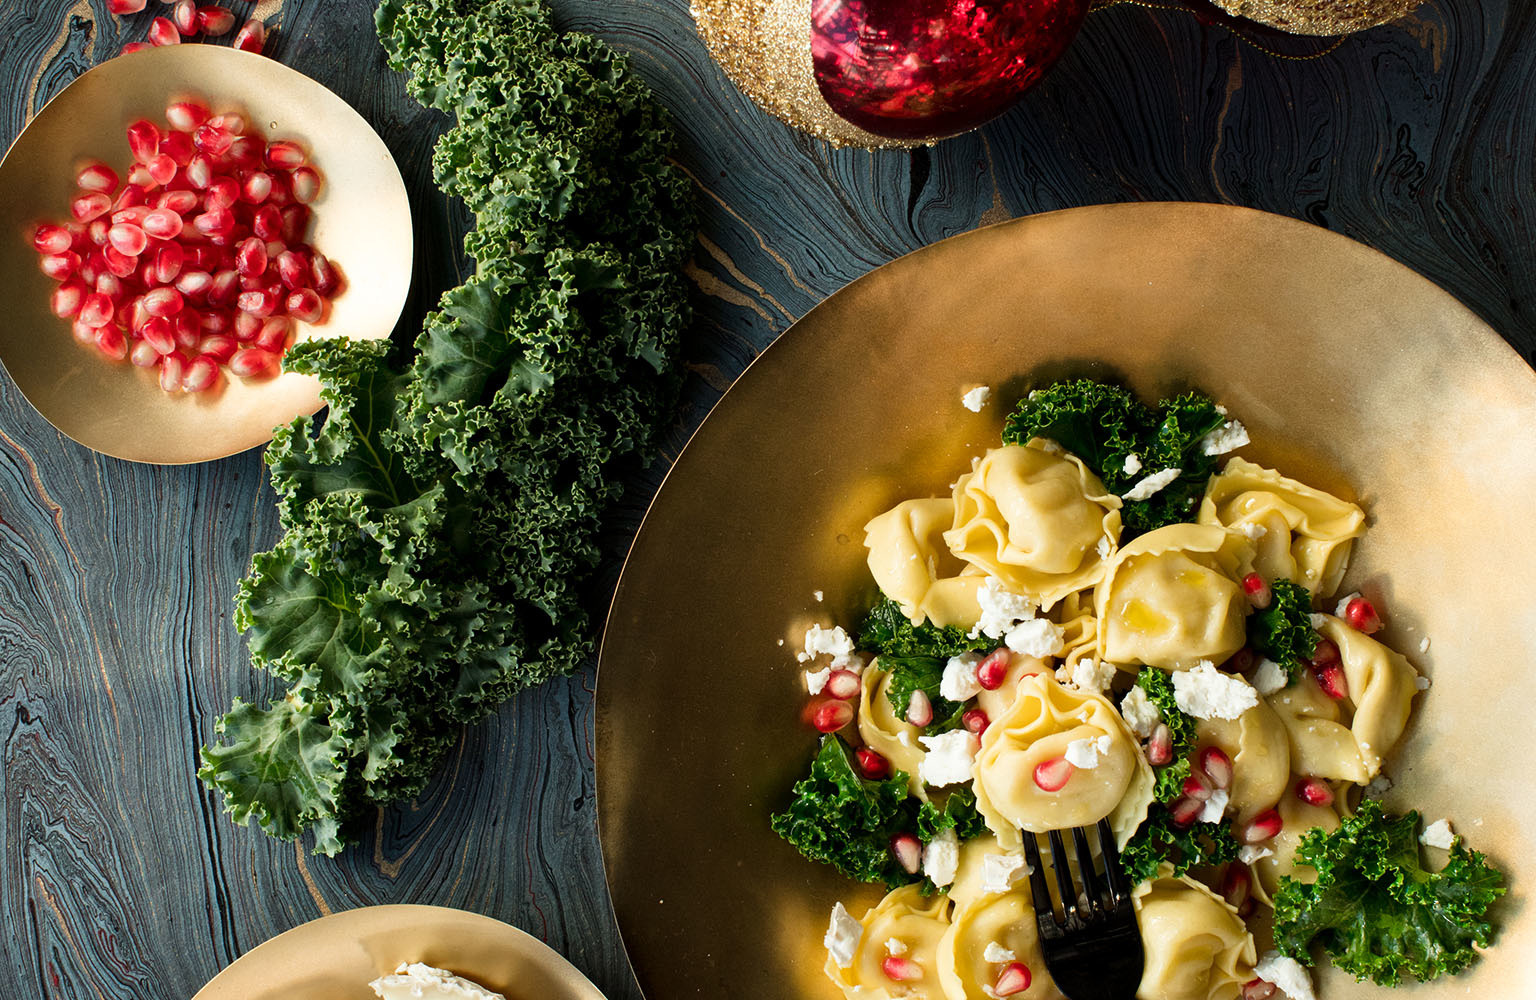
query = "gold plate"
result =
(0, 45, 411, 464)
(596, 203, 1536, 998)
(192, 904, 607, 1000)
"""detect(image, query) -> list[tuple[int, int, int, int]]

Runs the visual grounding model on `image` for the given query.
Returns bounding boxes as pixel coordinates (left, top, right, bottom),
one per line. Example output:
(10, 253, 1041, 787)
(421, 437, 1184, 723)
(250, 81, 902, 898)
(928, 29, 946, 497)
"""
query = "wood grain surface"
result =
(0, 1, 1530, 998)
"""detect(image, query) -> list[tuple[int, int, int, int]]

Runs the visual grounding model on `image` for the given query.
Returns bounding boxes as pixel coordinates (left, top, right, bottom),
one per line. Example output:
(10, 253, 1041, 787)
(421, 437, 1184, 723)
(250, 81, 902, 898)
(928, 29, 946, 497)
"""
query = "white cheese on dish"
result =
(981, 853, 1030, 894)
(962, 385, 993, 412)
(1197, 787, 1230, 823)
(799, 624, 857, 668)
(1123, 453, 1142, 476)
(805, 667, 830, 695)
(1236, 521, 1267, 541)
(923, 828, 960, 887)
(919, 731, 979, 786)
(1119, 685, 1160, 739)
(1121, 467, 1181, 501)
(1058, 657, 1116, 694)
(983, 942, 1017, 964)
(1004, 618, 1065, 658)
(1172, 661, 1258, 720)
(1255, 951, 1316, 1000)
(1238, 844, 1274, 865)
(940, 651, 984, 702)
(972, 577, 1038, 639)
(1309, 613, 1329, 630)
(1251, 658, 1288, 696)
(1200, 420, 1250, 456)
(885, 938, 907, 956)
(1064, 733, 1113, 769)
(1333, 592, 1362, 617)
(1420, 818, 1456, 850)
(824, 903, 863, 969)
(369, 963, 505, 1000)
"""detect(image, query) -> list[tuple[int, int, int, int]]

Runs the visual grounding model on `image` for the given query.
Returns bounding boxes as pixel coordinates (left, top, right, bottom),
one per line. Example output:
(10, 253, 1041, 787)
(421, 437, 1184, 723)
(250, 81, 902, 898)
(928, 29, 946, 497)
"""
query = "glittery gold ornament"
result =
(1207, 0, 1420, 35)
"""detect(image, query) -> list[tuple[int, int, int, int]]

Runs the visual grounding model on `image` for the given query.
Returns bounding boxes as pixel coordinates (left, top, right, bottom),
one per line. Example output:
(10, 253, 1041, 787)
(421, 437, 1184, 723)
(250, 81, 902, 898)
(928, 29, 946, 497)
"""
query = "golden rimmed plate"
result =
(0, 45, 411, 464)
(596, 203, 1536, 998)
(191, 904, 608, 1000)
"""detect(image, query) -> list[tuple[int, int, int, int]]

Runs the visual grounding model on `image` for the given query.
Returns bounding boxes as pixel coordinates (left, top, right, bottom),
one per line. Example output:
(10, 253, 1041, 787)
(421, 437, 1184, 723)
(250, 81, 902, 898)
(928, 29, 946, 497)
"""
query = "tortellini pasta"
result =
(1252, 789, 1345, 902)
(937, 889, 1062, 1000)
(974, 652, 1051, 722)
(864, 499, 982, 628)
(1095, 524, 1254, 671)
(943, 443, 1122, 610)
(973, 673, 1153, 849)
(1194, 700, 1290, 823)
(859, 666, 928, 798)
(1198, 458, 1365, 597)
(826, 885, 952, 1000)
(1133, 873, 1257, 1000)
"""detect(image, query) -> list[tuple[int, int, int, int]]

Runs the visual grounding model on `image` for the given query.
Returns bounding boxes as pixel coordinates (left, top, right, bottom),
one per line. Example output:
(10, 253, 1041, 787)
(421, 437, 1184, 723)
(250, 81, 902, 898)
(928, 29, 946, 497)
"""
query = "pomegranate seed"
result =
(1224, 646, 1256, 675)
(255, 315, 291, 351)
(1197, 746, 1234, 790)
(159, 350, 188, 391)
(79, 293, 115, 327)
(71, 192, 113, 222)
(198, 334, 236, 363)
(1309, 637, 1341, 670)
(1169, 795, 1205, 827)
(994, 962, 1032, 997)
(71, 318, 97, 342)
(226, 135, 264, 171)
(976, 648, 1010, 690)
(129, 338, 160, 368)
(175, 269, 213, 297)
(51, 281, 87, 319)
(103, 246, 137, 277)
(847, 746, 888, 782)
(208, 269, 240, 307)
(157, 190, 199, 215)
(1313, 663, 1349, 700)
(275, 249, 310, 289)
(95, 325, 128, 360)
(824, 669, 861, 701)
(126, 119, 161, 162)
(172, 311, 200, 349)
(233, 310, 261, 341)
(121, 41, 151, 54)
(190, 246, 223, 271)
(205, 176, 239, 210)
(95, 272, 125, 303)
(40, 251, 81, 280)
(290, 166, 321, 204)
(145, 153, 177, 187)
(185, 154, 214, 190)
(33, 223, 73, 253)
(153, 244, 185, 284)
(1344, 597, 1383, 634)
(199, 309, 232, 334)
(1240, 808, 1283, 844)
(110, 205, 151, 227)
(193, 124, 233, 158)
(882, 956, 921, 982)
(233, 18, 267, 53)
(240, 172, 273, 204)
(266, 171, 294, 207)
(172, 0, 198, 35)
(811, 698, 853, 733)
(76, 163, 120, 194)
(905, 689, 933, 727)
(143, 286, 185, 317)
(193, 206, 235, 239)
(141, 208, 184, 240)
(1182, 772, 1213, 802)
(182, 355, 220, 392)
(1241, 573, 1272, 609)
(1146, 723, 1174, 766)
(126, 163, 156, 189)
(251, 204, 283, 241)
(890, 833, 923, 874)
(1243, 979, 1278, 1000)
(264, 140, 306, 171)
(141, 317, 175, 355)
(148, 17, 181, 46)
(107, 0, 147, 13)
(197, 5, 235, 35)
(1295, 776, 1335, 807)
(1220, 863, 1251, 909)
(165, 101, 210, 131)
(237, 288, 279, 318)
(1033, 756, 1073, 792)
(128, 297, 151, 332)
(285, 288, 323, 323)
(310, 253, 341, 295)
(235, 237, 267, 278)
(280, 204, 311, 245)
(962, 708, 989, 735)
(210, 112, 248, 136)
(159, 129, 194, 166)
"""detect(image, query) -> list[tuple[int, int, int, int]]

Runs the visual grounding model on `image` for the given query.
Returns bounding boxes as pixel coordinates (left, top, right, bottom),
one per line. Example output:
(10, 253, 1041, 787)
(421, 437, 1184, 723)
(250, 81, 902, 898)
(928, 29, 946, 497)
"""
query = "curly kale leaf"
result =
(770, 736, 921, 889)
(1125, 392, 1228, 533)
(1135, 667, 1199, 802)
(1273, 800, 1505, 986)
(859, 596, 992, 659)
(879, 655, 966, 735)
(1122, 804, 1241, 885)
(1248, 580, 1319, 682)
(917, 786, 987, 843)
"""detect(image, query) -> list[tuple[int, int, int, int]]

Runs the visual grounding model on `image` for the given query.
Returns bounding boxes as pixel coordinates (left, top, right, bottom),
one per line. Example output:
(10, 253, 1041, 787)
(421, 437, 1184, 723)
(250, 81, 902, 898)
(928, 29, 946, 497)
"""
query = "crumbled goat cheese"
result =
(1064, 733, 1114, 769)
(805, 667, 831, 695)
(972, 577, 1038, 639)
(1058, 657, 1116, 694)
(1255, 951, 1317, 1000)
(1309, 613, 1329, 630)
(1236, 521, 1268, 541)
(923, 828, 960, 887)
(1418, 636, 1431, 653)
(885, 938, 907, 956)
(1121, 467, 1182, 501)
(1198, 788, 1230, 823)
(1416, 675, 1431, 691)
(1172, 661, 1259, 720)
(1238, 844, 1274, 865)
(1200, 419, 1250, 456)
(824, 903, 863, 969)
(1420, 818, 1456, 850)
(983, 942, 1017, 964)
(940, 651, 984, 702)
(1096, 536, 1112, 560)
(1123, 453, 1142, 476)
(800, 624, 856, 667)
(1035, 438, 1063, 454)
(919, 731, 979, 786)
(1005, 618, 1065, 658)
(1334, 591, 1362, 617)
(1119, 685, 1160, 739)
(962, 385, 993, 412)
(1251, 658, 1289, 696)
(1364, 774, 1393, 798)
(981, 853, 1031, 894)
(813, 590, 824, 602)
(370, 963, 505, 1000)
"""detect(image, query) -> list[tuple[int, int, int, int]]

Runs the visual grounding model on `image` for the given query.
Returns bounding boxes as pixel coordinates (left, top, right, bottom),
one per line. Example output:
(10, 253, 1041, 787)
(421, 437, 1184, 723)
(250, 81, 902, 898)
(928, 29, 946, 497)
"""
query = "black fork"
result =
(1020, 819, 1144, 1000)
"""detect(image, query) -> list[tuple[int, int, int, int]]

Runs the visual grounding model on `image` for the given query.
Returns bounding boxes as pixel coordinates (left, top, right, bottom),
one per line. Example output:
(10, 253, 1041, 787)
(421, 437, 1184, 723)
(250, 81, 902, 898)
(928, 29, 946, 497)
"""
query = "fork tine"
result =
(1097, 818, 1129, 903)
(1070, 825, 1105, 912)
(1021, 832, 1059, 934)
(1046, 829, 1078, 923)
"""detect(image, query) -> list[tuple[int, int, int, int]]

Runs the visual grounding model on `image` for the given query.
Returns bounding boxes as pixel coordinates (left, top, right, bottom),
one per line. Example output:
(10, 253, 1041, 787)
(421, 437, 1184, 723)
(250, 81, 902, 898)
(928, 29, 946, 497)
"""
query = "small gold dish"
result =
(0, 45, 412, 464)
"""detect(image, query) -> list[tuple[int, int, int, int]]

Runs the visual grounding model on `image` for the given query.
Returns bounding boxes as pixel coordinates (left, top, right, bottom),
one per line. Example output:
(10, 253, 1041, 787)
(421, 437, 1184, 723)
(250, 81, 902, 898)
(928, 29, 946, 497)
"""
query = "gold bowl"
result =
(191, 904, 607, 1000)
(596, 203, 1536, 998)
(0, 45, 411, 464)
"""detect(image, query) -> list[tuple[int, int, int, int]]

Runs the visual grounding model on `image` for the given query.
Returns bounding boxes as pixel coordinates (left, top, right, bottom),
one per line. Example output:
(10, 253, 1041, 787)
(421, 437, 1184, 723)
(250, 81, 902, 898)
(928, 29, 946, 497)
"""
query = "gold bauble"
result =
(1207, 0, 1421, 36)
(690, 0, 923, 149)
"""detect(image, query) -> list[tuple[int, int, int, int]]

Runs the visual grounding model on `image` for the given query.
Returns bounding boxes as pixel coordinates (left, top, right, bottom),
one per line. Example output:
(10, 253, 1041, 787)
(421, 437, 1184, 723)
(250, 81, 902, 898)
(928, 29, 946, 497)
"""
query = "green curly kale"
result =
(880, 655, 966, 735)
(198, 0, 695, 854)
(1134, 667, 1198, 803)
(1002, 380, 1229, 536)
(770, 737, 921, 889)
(1273, 800, 1504, 986)
(1248, 580, 1318, 682)
(917, 786, 988, 843)
(859, 596, 993, 658)
(1121, 803, 1241, 885)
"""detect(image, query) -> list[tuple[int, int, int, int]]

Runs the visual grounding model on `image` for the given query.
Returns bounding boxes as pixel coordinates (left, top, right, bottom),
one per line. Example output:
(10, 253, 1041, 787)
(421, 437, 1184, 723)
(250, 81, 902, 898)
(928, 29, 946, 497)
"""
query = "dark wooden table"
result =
(1, 1, 1530, 997)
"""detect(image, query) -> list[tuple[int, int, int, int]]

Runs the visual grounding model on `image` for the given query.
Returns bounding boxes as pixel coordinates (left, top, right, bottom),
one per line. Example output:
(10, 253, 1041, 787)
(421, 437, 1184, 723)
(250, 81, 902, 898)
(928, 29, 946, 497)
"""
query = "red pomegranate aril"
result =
(240, 171, 273, 204)
(190, 245, 223, 271)
(172, 0, 198, 35)
(103, 246, 137, 278)
(153, 244, 185, 284)
(1033, 756, 1073, 792)
(286, 287, 323, 323)
(824, 668, 861, 701)
(175, 269, 212, 297)
(95, 272, 125, 303)
(110, 205, 151, 227)
(233, 309, 260, 341)
(205, 176, 239, 210)
(275, 249, 310, 289)
(238, 273, 265, 292)
(225, 135, 264, 171)
(1146, 723, 1174, 766)
(172, 311, 201, 349)
(1182, 772, 1213, 802)
(143, 286, 185, 317)
(265, 170, 294, 207)
(905, 688, 933, 727)
(1309, 637, 1341, 671)
(51, 280, 87, 319)
(1169, 795, 1205, 828)
(95, 325, 128, 360)
(197, 5, 235, 35)
(193, 206, 235, 238)
(185, 154, 214, 190)
(165, 100, 210, 131)
(193, 124, 233, 157)
(976, 648, 1010, 691)
(198, 333, 236, 362)
(289, 166, 321, 204)
(882, 955, 922, 982)
(1197, 746, 1234, 790)
(893, 832, 924, 876)
(159, 350, 188, 391)
(129, 296, 151, 332)
(142, 208, 185, 240)
(311, 253, 341, 295)
(1240, 808, 1283, 844)
(129, 338, 160, 368)
(252, 204, 283, 240)
(71, 318, 97, 342)
(71, 192, 113, 222)
(1295, 776, 1335, 807)
(127, 162, 157, 189)
(157, 189, 199, 215)
(856, 746, 890, 779)
(121, 41, 151, 54)
(208, 269, 240, 307)
(40, 251, 81, 280)
(182, 355, 220, 392)
(1225, 646, 1255, 675)
(148, 17, 181, 46)
(141, 317, 175, 355)
(1241, 573, 1272, 609)
(145, 153, 177, 187)
(160, 128, 195, 164)
(33, 223, 73, 253)
(107, 0, 147, 13)
(280, 204, 311, 244)
(235, 236, 268, 277)
(1313, 663, 1349, 700)
(1243, 978, 1278, 1000)
(264, 140, 306, 170)
(962, 708, 990, 735)
(994, 962, 1032, 997)
(811, 697, 854, 734)
(76, 163, 120, 194)
(233, 18, 266, 53)
(126, 119, 161, 163)
(1220, 863, 1251, 909)
(1344, 596, 1383, 634)
(199, 309, 231, 333)
(239, 288, 280, 318)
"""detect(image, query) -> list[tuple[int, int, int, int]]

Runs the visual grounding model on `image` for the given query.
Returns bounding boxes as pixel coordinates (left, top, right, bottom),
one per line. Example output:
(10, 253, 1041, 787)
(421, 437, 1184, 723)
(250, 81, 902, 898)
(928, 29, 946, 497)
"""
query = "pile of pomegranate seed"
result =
(1167, 745, 1233, 827)
(1307, 638, 1349, 700)
(31, 99, 343, 394)
(112, 3, 268, 57)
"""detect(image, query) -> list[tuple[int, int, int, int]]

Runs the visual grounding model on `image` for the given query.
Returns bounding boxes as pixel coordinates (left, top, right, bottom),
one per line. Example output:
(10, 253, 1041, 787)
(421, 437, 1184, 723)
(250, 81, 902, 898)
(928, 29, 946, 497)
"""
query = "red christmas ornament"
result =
(810, 0, 1090, 141)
